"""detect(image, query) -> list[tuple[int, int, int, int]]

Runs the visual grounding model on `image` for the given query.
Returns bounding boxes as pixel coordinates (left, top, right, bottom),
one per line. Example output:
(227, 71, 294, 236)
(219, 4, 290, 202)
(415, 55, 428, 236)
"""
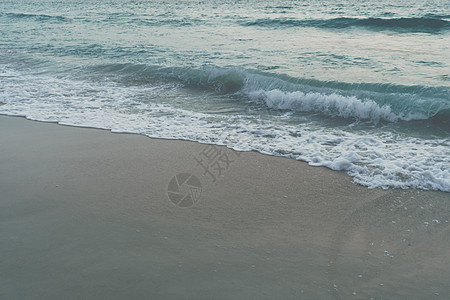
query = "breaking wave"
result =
(89, 64, 450, 123)
(240, 16, 450, 32)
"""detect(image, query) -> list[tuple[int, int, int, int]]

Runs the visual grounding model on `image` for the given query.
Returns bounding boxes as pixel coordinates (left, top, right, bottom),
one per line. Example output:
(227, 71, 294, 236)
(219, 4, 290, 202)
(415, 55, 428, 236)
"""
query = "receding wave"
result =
(240, 16, 450, 32)
(88, 64, 450, 123)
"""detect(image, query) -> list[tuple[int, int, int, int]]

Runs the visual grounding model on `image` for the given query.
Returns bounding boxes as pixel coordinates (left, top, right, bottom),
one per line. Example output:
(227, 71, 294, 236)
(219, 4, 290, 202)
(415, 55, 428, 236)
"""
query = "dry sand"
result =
(1, 115, 449, 299)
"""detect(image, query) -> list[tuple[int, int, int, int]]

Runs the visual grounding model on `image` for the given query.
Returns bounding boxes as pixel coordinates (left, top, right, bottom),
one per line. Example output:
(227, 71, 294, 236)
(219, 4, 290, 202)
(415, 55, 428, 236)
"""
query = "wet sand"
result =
(1, 115, 449, 299)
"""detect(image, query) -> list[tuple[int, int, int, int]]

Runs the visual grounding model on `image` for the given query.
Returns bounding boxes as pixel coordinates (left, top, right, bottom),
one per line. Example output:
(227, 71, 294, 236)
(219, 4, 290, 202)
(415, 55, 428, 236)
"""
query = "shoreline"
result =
(1, 115, 449, 299)
(3, 113, 448, 193)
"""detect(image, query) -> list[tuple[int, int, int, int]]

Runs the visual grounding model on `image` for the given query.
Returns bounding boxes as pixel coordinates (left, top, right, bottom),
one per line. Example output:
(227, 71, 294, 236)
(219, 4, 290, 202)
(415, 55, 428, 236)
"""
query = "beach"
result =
(1, 0, 449, 298)
(1, 115, 449, 299)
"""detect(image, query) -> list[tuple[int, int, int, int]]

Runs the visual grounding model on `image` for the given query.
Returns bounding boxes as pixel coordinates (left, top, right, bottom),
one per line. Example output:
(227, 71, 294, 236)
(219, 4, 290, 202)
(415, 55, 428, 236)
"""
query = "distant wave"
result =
(2, 12, 70, 23)
(240, 16, 450, 32)
(130, 17, 205, 27)
(88, 64, 450, 124)
(1, 12, 202, 27)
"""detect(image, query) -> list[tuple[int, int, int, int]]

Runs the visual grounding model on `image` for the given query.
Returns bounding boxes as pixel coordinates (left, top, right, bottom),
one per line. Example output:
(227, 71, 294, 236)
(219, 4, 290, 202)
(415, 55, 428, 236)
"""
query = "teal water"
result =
(0, 0, 449, 191)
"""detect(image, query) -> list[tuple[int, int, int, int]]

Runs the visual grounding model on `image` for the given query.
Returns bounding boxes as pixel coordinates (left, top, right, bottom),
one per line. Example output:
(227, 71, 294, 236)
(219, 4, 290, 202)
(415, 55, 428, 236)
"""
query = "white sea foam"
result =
(1, 69, 449, 192)
(247, 89, 419, 122)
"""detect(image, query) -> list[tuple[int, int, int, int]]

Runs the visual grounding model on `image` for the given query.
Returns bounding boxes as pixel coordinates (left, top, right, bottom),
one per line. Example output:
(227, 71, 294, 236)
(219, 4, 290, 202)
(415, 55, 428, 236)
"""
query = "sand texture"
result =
(1, 115, 449, 299)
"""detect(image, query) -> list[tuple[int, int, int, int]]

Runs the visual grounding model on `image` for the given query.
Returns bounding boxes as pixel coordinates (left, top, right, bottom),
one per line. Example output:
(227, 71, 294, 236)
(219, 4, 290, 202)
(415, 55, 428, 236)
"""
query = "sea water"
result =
(0, 0, 449, 191)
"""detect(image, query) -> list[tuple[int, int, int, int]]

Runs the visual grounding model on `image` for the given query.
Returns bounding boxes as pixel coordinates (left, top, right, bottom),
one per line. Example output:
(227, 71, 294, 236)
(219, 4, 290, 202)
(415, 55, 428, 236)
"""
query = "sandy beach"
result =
(0, 115, 449, 299)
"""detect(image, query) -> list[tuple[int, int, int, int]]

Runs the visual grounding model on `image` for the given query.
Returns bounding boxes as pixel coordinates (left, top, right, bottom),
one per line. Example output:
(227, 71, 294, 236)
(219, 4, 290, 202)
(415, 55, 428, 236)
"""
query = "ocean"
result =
(1, 0, 449, 192)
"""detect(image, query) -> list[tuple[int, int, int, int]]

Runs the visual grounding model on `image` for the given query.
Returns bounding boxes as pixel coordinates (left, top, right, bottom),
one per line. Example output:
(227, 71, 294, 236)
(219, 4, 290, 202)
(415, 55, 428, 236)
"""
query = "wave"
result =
(240, 16, 450, 32)
(1, 65, 449, 192)
(2, 12, 70, 23)
(1, 12, 201, 27)
(88, 64, 450, 123)
(130, 17, 204, 27)
(248, 90, 401, 122)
